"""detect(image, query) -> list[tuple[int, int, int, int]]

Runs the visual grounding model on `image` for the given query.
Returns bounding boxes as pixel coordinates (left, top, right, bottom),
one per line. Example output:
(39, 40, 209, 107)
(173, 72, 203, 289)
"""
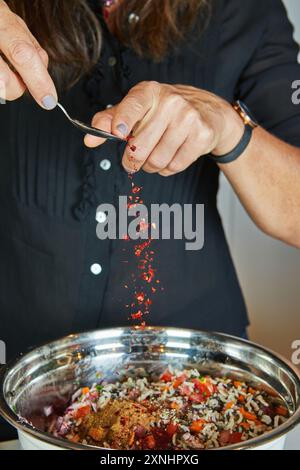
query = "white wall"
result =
(218, 0, 300, 362)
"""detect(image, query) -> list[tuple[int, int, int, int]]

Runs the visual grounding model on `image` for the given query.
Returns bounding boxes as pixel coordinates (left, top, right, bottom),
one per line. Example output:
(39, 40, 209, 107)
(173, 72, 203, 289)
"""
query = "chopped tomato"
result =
(81, 387, 90, 395)
(173, 374, 186, 389)
(160, 370, 173, 382)
(179, 384, 192, 396)
(189, 392, 206, 404)
(143, 435, 156, 449)
(190, 419, 206, 433)
(74, 405, 91, 419)
(229, 432, 243, 444)
(192, 378, 216, 397)
(166, 423, 178, 436)
(70, 434, 80, 443)
(219, 430, 243, 445)
(219, 430, 231, 445)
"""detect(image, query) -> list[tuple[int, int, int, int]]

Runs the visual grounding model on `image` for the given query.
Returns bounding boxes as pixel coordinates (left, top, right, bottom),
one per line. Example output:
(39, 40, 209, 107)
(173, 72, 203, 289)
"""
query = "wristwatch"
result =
(210, 100, 258, 165)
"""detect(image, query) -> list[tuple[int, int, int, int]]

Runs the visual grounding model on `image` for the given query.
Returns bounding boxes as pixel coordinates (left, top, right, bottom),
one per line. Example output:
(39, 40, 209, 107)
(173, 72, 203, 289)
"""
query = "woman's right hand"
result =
(0, 0, 57, 109)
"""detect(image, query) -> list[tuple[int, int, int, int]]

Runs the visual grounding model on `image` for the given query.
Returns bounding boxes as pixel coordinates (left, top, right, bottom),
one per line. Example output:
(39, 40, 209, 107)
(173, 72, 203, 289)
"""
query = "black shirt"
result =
(1, 0, 300, 364)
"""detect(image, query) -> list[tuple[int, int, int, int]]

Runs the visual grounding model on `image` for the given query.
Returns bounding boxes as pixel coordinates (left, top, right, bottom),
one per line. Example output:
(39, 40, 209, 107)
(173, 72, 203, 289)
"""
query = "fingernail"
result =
(123, 165, 136, 174)
(42, 95, 57, 110)
(117, 123, 128, 137)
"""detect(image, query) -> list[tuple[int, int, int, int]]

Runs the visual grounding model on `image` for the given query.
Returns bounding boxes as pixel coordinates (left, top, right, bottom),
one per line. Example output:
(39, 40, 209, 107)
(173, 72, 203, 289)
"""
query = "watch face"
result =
(235, 100, 258, 127)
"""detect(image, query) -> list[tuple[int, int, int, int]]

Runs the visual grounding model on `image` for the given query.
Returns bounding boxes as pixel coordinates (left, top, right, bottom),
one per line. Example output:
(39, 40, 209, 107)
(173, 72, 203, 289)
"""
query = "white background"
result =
(218, 0, 300, 363)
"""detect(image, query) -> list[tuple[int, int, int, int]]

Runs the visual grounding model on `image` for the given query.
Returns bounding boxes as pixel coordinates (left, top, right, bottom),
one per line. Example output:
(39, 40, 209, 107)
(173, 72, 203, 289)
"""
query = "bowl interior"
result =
(1, 327, 300, 449)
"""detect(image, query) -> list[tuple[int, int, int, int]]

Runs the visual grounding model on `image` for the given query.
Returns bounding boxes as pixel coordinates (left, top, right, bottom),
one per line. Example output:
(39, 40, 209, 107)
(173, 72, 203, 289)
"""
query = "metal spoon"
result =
(57, 102, 126, 143)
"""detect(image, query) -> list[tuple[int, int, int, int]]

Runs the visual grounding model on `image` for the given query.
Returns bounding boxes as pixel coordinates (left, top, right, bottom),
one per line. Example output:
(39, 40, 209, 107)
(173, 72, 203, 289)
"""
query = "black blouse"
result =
(0, 0, 300, 363)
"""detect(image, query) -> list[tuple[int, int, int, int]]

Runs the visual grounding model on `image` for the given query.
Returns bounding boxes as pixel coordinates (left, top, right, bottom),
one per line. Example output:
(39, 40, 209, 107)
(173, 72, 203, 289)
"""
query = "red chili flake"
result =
(131, 311, 143, 320)
(132, 186, 141, 194)
(130, 144, 137, 153)
(136, 293, 145, 303)
(142, 268, 155, 283)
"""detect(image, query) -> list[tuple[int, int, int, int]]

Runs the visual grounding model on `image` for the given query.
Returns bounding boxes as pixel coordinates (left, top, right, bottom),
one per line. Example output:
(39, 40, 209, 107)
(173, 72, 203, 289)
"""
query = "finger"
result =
(0, 55, 25, 100)
(142, 125, 188, 173)
(15, 14, 49, 67)
(84, 111, 114, 147)
(122, 109, 171, 173)
(111, 81, 161, 139)
(159, 134, 209, 177)
(0, 5, 57, 109)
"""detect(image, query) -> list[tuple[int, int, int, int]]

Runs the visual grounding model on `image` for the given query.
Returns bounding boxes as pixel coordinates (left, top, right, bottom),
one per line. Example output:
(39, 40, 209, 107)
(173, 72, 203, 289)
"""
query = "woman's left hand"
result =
(85, 81, 244, 176)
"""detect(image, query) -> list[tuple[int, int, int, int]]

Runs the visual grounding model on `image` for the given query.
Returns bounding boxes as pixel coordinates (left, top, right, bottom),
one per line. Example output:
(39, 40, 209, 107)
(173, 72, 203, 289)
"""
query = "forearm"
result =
(218, 126, 300, 248)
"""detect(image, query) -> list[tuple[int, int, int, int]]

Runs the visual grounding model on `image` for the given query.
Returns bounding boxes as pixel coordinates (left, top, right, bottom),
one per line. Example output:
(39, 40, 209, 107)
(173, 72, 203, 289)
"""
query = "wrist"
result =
(212, 103, 245, 157)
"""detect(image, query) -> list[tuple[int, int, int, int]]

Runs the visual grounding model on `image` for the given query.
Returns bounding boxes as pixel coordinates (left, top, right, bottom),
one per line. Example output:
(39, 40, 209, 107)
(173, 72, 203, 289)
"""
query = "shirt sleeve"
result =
(235, 0, 300, 147)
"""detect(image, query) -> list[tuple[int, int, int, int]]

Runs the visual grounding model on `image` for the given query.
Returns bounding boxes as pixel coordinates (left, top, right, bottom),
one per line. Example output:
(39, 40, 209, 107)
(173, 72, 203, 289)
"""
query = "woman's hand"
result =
(0, 0, 57, 108)
(85, 81, 244, 176)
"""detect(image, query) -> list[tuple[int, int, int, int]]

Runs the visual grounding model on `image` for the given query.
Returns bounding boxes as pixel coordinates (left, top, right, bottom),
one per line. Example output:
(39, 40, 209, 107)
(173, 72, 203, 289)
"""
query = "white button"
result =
(90, 264, 102, 275)
(106, 104, 113, 109)
(96, 211, 107, 224)
(100, 159, 111, 171)
(108, 56, 117, 67)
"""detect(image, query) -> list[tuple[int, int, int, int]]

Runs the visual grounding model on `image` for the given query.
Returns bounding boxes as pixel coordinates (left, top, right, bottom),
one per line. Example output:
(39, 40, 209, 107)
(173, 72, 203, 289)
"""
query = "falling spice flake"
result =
(131, 311, 143, 321)
(121, 137, 163, 326)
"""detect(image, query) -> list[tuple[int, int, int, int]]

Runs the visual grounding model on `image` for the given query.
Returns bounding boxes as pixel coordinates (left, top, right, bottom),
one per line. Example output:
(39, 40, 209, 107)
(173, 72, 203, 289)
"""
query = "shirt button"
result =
(96, 211, 107, 224)
(90, 264, 102, 276)
(100, 159, 111, 171)
(108, 56, 117, 67)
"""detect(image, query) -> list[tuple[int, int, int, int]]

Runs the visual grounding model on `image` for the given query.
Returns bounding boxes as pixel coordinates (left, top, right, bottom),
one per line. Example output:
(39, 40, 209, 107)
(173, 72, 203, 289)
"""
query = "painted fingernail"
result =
(123, 165, 136, 174)
(117, 123, 128, 137)
(42, 95, 57, 110)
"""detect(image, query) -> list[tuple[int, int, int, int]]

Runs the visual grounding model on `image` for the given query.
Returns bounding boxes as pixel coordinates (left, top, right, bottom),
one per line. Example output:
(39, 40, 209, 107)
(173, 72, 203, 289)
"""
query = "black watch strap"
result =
(210, 124, 253, 165)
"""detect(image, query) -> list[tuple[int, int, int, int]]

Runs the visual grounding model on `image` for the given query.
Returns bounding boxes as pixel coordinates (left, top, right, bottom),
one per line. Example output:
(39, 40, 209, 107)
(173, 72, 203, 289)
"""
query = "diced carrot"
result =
(190, 419, 206, 433)
(128, 431, 135, 447)
(240, 408, 257, 422)
(275, 405, 288, 417)
(74, 405, 91, 419)
(70, 434, 80, 443)
(88, 427, 105, 442)
(170, 402, 180, 410)
(238, 395, 245, 402)
(234, 381, 243, 389)
(248, 387, 256, 395)
(225, 401, 234, 411)
(240, 422, 250, 430)
(82, 387, 90, 395)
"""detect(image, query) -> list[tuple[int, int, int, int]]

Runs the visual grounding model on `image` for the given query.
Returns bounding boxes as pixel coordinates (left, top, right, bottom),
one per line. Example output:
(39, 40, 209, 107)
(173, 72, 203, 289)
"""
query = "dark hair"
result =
(7, 0, 210, 89)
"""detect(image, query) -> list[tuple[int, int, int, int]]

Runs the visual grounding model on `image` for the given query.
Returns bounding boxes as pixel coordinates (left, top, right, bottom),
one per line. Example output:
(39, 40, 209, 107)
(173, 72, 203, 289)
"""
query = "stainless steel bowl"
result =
(0, 327, 300, 450)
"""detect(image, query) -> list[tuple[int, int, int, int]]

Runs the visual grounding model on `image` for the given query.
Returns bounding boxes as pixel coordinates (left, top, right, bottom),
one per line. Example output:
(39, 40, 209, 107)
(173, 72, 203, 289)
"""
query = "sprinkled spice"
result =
(122, 137, 162, 326)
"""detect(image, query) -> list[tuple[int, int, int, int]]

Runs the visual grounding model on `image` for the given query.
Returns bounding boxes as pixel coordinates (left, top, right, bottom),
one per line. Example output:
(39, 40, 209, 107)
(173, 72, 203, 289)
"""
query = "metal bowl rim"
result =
(0, 326, 300, 451)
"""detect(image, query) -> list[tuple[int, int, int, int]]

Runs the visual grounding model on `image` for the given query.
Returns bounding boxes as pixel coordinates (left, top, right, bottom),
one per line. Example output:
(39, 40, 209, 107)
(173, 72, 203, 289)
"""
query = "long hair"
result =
(6, 0, 210, 89)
